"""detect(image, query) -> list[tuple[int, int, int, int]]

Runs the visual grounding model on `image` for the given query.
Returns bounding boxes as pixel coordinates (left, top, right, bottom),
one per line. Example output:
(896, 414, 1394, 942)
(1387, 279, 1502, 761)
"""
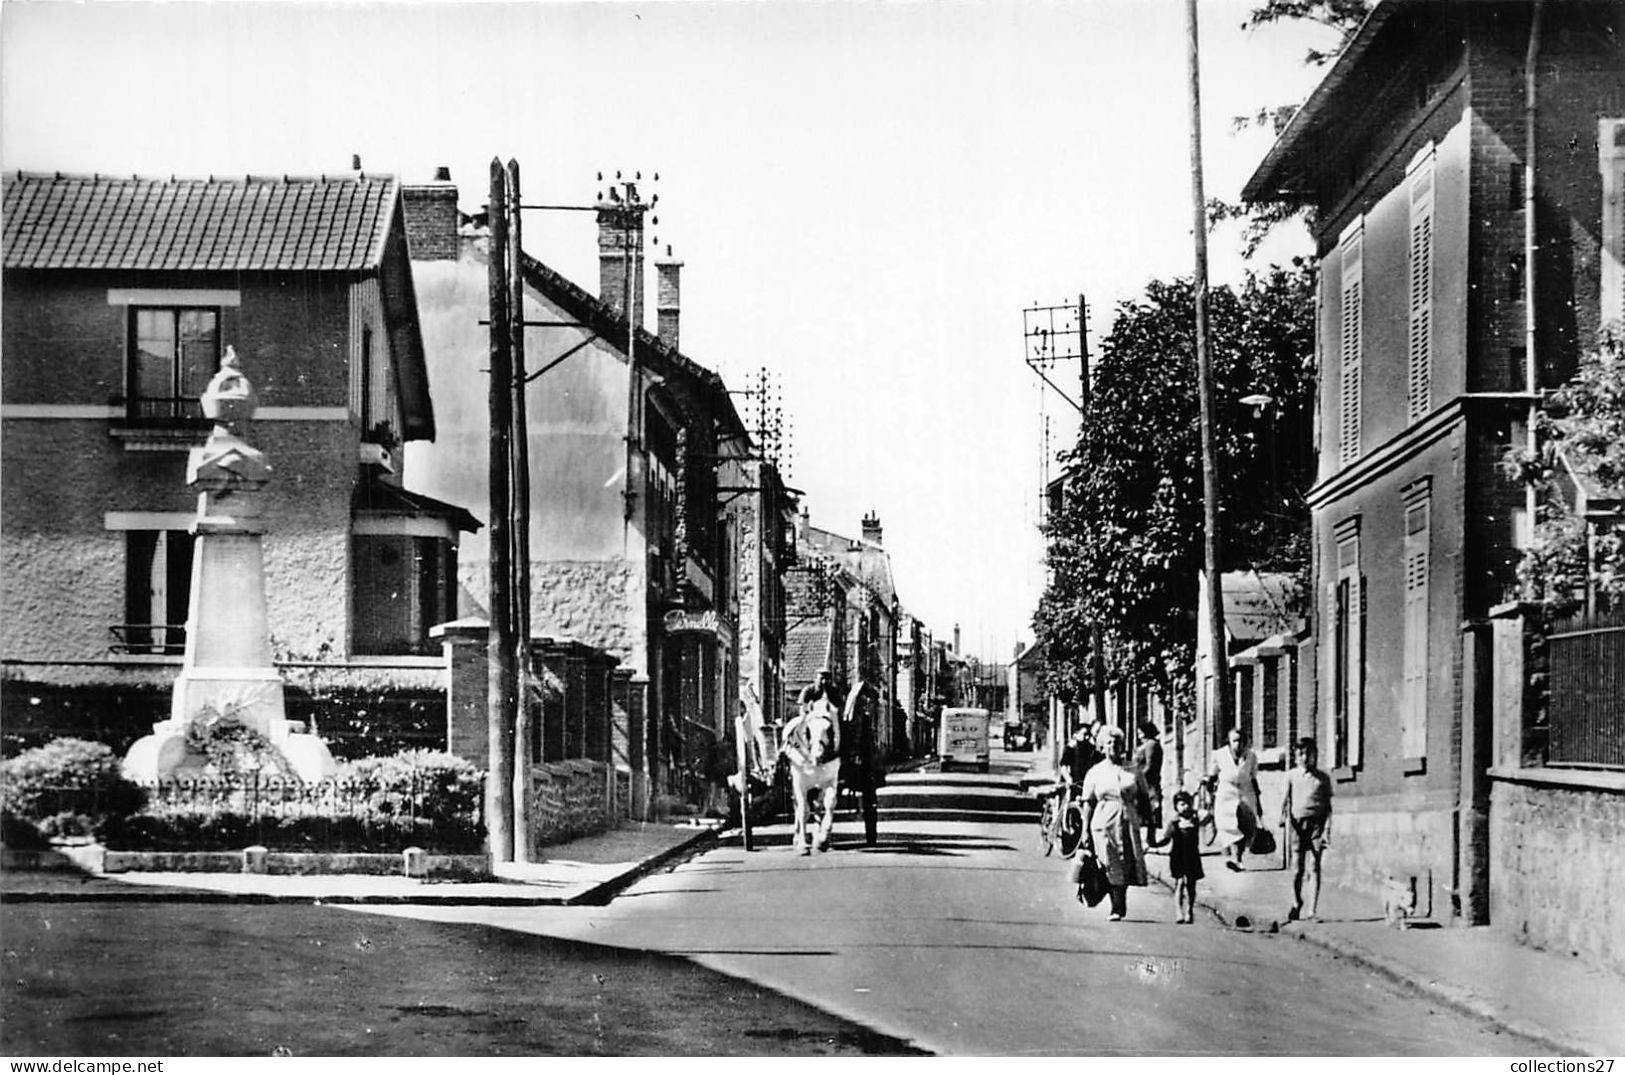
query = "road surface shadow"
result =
(1, 902, 930, 1056)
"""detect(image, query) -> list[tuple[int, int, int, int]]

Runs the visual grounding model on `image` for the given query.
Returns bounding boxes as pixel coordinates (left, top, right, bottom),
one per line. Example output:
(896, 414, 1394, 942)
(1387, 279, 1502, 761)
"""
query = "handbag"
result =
(1251, 826, 1277, 856)
(1072, 853, 1110, 907)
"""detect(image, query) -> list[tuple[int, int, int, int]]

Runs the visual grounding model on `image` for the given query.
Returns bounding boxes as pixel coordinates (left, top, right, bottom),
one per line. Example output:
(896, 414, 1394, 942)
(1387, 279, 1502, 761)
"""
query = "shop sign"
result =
(664, 609, 727, 639)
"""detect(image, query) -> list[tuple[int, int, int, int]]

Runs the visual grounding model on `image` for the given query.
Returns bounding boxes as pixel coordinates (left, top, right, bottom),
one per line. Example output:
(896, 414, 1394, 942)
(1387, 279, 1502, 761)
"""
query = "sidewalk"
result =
(1140, 843, 1625, 1056)
(0, 819, 723, 907)
(1018, 751, 1625, 1055)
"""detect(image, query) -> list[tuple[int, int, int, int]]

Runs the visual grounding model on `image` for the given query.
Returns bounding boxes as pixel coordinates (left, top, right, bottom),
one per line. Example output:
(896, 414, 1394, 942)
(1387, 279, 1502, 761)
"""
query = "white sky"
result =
(1, 0, 1340, 663)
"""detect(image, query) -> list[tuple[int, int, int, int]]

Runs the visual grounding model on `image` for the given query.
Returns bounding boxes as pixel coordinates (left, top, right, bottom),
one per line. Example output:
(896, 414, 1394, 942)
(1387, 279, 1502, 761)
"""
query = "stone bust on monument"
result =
(124, 347, 337, 783)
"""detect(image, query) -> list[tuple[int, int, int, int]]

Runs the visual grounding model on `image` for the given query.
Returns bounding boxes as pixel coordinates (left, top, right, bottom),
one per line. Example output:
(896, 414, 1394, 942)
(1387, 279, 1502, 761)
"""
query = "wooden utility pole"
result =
(1078, 293, 1109, 733)
(1186, 0, 1231, 764)
(507, 158, 532, 861)
(486, 158, 516, 864)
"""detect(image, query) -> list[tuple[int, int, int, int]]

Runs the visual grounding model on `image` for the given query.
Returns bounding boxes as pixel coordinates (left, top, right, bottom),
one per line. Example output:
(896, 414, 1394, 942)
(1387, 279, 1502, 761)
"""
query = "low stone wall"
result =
(1490, 769, 1625, 976)
(3, 843, 489, 877)
(528, 759, 612, 847)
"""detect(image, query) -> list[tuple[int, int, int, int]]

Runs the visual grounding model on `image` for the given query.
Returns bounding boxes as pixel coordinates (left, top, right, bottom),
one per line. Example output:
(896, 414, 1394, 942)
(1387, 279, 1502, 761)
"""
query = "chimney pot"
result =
(861, 511, 883, 546)
(401, 172, 461, 261)
(655, 248, 683, 351)
(597, 193, 647, 327)
(434, 165, 452, 182)
(351, 154, 362, 171)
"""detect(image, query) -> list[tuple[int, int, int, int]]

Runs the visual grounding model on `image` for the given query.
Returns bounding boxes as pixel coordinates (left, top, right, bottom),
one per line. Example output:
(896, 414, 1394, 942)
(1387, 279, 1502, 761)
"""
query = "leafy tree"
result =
(1210, 0, 1373, 257)
(1035, 264, 1316, 712)
(1501, 330, 1625, 620)
(1240, 1, 1374, 66)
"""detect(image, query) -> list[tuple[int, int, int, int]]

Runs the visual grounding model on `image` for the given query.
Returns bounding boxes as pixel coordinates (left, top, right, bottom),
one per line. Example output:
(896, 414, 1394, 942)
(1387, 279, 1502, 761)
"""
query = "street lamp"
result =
(1240, 392, 1274, 416)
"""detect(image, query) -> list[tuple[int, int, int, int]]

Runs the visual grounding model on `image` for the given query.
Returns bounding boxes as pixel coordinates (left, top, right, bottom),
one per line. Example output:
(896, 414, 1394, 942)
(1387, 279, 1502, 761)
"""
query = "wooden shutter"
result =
(1602, 120, 1625, 328)
(1401, 501, 1430, 759)
(1407, 148, 1435, 423)
(1334, 521, 1362, 769)
(1339, 224, 1364, 466)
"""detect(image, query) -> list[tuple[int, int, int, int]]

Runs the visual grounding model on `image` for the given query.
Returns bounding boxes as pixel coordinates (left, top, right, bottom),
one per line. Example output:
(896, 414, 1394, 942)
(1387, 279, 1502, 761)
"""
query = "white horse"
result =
(781, 698, 841, 854)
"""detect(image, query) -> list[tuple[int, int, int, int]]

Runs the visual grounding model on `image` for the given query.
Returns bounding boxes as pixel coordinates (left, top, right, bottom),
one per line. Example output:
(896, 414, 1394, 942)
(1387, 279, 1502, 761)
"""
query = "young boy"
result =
(1280, 737, 1333, 921)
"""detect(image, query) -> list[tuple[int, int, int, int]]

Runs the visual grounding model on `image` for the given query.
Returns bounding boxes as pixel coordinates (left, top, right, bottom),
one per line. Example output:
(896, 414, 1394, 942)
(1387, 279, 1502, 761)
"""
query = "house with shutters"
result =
(401, 170, 796, 819)
(1241, 0, 1624, 924)
(0, 170, 478, 755)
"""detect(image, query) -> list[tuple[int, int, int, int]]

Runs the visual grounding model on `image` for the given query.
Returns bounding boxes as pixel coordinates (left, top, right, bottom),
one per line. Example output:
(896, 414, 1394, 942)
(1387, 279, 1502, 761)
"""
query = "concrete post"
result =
(432, 619, 491, 766)
(1458, 619, 1493, 925)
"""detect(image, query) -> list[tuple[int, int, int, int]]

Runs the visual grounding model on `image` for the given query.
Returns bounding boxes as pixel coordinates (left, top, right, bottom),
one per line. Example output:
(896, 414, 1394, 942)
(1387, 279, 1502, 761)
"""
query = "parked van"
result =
(938, 707, 991, 772)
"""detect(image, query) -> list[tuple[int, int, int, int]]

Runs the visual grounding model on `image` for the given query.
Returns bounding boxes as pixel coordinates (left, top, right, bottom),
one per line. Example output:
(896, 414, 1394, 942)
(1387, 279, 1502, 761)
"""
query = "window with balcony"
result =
(127, 306, 219, 422)
(118, 529, 194, 654)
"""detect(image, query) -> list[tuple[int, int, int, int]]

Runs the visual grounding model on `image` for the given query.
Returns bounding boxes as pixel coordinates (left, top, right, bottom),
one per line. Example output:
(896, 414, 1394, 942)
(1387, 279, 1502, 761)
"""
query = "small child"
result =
(1147, 789, 1208, 924)
(1281, 737, 1333, 922)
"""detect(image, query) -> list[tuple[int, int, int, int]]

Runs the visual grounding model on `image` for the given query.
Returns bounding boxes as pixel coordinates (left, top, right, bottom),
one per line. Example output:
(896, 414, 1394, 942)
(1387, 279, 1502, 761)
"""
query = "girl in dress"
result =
(1149, 789, 1209, 923)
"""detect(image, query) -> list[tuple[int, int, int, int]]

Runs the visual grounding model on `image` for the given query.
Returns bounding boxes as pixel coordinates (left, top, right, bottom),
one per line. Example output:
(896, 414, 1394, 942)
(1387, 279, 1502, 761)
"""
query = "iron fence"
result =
(1546, 611, 1625, 769)
(108, 772, 485, 853)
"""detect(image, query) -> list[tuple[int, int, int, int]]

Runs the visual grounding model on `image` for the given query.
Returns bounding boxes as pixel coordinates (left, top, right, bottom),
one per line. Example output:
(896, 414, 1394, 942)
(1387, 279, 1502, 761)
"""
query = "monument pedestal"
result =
(123, 349, 336, 785)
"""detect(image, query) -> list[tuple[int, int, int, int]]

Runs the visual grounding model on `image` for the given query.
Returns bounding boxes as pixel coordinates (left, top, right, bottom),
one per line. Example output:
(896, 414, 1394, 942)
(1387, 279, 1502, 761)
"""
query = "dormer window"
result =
(127, 305, 219, 422)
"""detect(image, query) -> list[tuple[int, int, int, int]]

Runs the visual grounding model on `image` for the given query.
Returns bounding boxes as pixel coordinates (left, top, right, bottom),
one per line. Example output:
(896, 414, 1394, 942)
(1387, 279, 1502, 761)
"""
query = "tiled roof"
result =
(1220, 571, 1303, 646)
(3, 171, 398, 272)
(784, 622, 834, 692)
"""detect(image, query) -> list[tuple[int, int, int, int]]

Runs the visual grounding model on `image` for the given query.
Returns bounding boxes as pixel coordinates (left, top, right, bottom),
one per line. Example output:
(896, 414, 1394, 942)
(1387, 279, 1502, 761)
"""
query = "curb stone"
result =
(563, 823, 722, 906)
(1, 825, 726, 908)
(1145, 867, 1592, 1056)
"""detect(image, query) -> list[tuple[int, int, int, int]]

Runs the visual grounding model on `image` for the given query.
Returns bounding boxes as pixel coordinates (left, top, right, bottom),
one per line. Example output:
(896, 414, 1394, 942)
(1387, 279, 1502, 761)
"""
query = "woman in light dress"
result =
(1079, 725, 1152, 921)
(1205, 726, 1263, 871)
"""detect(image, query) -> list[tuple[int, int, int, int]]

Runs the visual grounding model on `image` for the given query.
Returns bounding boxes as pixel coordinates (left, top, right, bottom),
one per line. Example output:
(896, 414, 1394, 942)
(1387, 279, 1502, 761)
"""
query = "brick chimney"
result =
(402, 166, 460, 261)
(655, 245, 682, 350)
(597, 188, 647, 327)
(861, 510, 882, 546)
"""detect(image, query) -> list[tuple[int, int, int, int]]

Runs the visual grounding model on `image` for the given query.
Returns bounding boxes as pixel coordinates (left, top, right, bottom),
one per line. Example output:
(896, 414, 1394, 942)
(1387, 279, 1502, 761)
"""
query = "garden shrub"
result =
(1, 808, 50, 850)
(0, 738, 145, 838)
(335, 750, 483, 827)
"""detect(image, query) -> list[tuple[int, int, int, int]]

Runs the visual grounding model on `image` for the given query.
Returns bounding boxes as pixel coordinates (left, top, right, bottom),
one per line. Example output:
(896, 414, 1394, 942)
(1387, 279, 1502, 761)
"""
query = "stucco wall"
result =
(1491, 775, 1625, 976)
(407, 252, 631, 573)
(3, 417, 357, 661)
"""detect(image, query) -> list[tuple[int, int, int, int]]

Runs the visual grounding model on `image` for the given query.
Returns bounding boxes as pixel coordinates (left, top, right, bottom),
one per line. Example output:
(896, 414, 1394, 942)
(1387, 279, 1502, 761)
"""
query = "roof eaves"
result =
(366, 175, 397, 272)
(1240, 0, 1404, 204)
(518, 248, 731, 398)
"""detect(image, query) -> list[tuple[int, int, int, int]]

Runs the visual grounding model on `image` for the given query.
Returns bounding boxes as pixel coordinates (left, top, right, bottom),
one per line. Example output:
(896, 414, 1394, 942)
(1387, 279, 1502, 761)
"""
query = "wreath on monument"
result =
(184, 693, 294, 779)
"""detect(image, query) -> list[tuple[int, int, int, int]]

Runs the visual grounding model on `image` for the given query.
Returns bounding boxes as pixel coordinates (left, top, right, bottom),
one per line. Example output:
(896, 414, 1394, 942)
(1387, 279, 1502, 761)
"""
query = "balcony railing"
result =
(122, 396, 207, 424)
(109, 624, 187, 656)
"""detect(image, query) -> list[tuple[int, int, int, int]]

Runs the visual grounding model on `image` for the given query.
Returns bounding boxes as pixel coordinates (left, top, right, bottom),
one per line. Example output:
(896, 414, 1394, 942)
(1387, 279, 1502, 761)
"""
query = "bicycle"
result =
(1034, 781, 1065, 855)
(1195, 779, 1218, 846)
(1035, 780, 1087, 858)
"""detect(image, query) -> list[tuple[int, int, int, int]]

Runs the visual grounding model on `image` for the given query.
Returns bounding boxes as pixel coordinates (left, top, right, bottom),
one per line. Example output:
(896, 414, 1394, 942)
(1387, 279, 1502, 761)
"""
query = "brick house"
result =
(402, 171, 795, 818)
(1242, 0, 1624, 924)
(1, 170, 479, 755)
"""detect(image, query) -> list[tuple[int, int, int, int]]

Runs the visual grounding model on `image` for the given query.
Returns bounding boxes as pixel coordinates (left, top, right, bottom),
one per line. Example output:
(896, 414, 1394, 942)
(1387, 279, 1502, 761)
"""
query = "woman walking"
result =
(1079, 725, 1152, 921)
(1205, 726, 1263, 871)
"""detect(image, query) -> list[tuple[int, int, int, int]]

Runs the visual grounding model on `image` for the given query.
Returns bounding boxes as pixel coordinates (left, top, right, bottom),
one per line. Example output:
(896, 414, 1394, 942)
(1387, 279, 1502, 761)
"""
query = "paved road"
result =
(352, 751, 1542, 1055)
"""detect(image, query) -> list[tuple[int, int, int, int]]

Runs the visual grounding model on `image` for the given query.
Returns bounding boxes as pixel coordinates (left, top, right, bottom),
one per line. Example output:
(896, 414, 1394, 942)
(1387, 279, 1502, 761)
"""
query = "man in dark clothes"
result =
(840, 677, 882, 845)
